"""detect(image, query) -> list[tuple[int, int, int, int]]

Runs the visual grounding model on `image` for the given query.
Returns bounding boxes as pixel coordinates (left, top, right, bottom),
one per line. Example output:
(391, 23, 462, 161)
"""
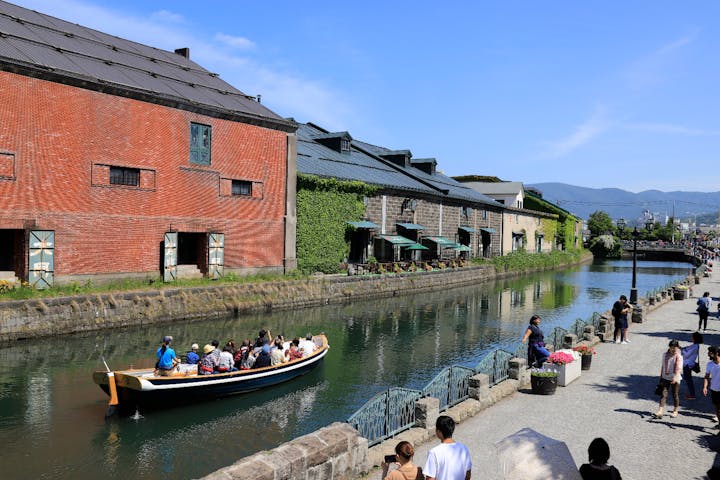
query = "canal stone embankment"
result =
(0, 253, 592, 343)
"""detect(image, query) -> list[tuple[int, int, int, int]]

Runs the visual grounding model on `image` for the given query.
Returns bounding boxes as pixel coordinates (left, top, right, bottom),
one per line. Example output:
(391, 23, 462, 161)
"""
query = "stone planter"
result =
(531, 375, 558, 395)
(673, 289, 687, 300)
(649, 296, 655, 305)
(580, 354, 593, 370)
(544, 350, 581, 386)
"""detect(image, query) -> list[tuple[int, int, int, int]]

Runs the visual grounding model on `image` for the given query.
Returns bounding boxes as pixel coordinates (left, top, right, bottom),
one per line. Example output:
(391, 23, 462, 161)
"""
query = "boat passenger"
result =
(286, 338, 303, 361)
(225, 339, 236, 356)
(155, 336, 179, 376)
(218, 345, 236, 372)
(199, 344, 217, 375)
(299, 333, 316, 358)
(186, 343, 200, 365)
(270, 339, 288, 366)
(253, 344, 272, 369)
(254, 329, 270, 349)
(208, 339, 221, 370)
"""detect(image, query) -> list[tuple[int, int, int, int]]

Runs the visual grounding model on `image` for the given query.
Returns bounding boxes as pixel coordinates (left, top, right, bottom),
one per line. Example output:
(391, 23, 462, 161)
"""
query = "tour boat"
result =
(93, 334, 329, 414)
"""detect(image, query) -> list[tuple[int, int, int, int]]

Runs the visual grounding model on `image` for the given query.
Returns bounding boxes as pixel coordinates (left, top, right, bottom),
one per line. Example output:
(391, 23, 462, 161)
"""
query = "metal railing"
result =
(421, 365, 475, 411)
(347, 387, 422, 447)
(348, 312, 603, 446)
(474, 348, 515, 386)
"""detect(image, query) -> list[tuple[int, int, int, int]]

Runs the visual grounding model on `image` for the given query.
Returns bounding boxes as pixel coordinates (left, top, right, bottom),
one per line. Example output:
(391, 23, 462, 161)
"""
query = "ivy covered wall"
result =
(524, 193, 582, 250)
(296, 174, 378, 274)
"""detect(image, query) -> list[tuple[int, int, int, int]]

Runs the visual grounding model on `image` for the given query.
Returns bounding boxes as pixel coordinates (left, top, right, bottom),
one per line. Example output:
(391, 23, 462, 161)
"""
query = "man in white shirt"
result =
(298, 333, 316, 358)
(423, 415, 472, 480)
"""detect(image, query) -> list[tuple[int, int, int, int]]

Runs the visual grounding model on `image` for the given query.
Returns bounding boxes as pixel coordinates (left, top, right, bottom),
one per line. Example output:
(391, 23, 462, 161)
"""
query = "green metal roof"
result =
(424, 236, 455, 246)
(480, 227, 497, 234)
(397, 223, 426, 230)
(458, 226, 476, 233)
(375, 235, 416, 245)
(347, 220, 379, 229)
(455, 245, 472, 251)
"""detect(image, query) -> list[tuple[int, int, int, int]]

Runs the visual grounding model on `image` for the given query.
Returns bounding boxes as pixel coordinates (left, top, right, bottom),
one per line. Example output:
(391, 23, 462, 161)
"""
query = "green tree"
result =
(587, 210, 615, 238)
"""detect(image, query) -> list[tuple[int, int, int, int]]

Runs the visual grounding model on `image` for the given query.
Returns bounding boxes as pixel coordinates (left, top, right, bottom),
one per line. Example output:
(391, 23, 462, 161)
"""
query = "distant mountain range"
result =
(526, 182, 720, 224)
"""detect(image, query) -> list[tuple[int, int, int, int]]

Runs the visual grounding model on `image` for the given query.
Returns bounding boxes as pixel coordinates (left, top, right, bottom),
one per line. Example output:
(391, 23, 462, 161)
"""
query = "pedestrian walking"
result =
(380, 441, 423, 480)
(579, 437, 622, 480)
(611, 295, 632, 344)
(423, 415, 472, 480)
(653, 340, 682, 419)
(703, 345, 720, 434)
(697, 291, 711, 331)
(681, 332, 703, 400)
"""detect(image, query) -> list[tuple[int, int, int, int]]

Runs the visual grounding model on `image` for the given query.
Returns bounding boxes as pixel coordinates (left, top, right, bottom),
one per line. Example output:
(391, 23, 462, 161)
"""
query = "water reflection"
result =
(0, 259, 691, 479)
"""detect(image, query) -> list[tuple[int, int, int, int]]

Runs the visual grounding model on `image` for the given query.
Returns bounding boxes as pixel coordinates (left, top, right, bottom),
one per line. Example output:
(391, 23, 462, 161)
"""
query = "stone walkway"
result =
(396, 275, 720, 479)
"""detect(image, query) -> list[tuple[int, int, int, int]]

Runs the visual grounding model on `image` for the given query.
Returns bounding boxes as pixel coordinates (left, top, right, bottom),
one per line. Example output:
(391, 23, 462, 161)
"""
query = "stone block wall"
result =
(202, 422, 368, 480)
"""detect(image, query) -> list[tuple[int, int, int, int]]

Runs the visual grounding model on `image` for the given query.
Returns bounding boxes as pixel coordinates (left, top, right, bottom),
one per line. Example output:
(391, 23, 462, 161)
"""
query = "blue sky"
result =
(10, 0, 720, 192)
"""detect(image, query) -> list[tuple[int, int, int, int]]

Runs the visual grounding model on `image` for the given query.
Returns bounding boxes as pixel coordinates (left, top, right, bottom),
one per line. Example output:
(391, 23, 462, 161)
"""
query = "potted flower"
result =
(544, 350, 581, 386)
(530, 368, 558, 395)
(674, 284, 689, 300)
(573, 344, 596, 370)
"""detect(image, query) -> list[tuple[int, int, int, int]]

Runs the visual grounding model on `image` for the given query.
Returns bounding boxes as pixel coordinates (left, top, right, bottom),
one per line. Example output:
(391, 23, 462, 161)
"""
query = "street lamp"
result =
(630, 226, 639, 304)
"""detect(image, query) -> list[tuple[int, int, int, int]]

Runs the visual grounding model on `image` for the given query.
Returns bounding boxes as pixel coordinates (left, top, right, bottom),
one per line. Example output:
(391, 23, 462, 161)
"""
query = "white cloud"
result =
(214, 33, 255, 50)
(150, 10, 186, 24)
(625, 32, 698, 87)
(541, 106, 611, 158)
(622, 122, 720, 137)
(10, 0, 355, 128)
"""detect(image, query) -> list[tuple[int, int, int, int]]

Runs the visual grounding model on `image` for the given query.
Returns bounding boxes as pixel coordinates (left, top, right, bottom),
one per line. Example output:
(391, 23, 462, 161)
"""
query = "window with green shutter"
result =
(190, 123, 211, 165)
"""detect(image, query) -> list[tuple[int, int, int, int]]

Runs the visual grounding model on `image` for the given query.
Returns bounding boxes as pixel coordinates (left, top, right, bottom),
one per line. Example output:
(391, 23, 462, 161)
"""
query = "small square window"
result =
(109, 166, 140, 186)
(190, 123, 212, 165)
(232, 180, 252, 196)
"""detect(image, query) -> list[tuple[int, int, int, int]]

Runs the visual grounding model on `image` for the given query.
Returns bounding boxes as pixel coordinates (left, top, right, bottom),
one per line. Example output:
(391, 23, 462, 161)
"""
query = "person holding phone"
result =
(380, 441, 423, 480)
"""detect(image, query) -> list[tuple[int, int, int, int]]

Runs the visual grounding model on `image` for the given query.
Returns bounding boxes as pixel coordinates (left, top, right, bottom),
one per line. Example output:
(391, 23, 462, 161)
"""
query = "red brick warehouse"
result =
(0, 2, 297, 287)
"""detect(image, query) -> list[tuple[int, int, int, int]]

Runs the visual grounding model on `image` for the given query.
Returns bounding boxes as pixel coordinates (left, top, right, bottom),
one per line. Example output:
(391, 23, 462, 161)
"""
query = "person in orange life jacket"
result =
(217, 345, 237, 372)
(199, 344, 217, 375)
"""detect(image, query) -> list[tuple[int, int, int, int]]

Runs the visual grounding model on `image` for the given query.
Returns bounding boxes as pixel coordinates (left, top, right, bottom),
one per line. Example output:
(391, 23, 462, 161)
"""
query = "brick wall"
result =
(365, 193, 503, 257)
(0, 71, 288, 280)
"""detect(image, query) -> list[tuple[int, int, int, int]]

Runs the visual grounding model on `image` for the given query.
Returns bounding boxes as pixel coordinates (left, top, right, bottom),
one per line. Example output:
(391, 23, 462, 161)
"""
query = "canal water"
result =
(0, 259, 692, 479)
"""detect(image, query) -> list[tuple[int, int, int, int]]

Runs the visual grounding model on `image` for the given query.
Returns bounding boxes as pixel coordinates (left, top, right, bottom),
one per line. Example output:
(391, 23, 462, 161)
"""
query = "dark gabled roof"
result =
(296, 123, 439, 195)
(354, 140, 502, 207)
(0, 1, 294, 132)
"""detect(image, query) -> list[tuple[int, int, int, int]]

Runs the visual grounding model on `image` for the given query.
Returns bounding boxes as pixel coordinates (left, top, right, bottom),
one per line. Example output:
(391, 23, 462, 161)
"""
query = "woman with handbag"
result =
(653, 339, 683, 419)
(681, 332, 703, 400)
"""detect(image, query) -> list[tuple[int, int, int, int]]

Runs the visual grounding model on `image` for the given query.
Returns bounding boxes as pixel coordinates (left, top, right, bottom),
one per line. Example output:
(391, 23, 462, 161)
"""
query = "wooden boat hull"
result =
(94, 335, 328, 410)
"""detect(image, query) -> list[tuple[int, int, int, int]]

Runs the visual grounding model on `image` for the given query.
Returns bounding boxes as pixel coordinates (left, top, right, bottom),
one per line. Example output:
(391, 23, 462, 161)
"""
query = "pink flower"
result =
(548, 351, 575, 365)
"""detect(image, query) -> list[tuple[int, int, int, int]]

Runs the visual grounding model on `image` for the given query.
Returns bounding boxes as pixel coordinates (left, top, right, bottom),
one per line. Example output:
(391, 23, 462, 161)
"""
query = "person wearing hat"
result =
(186, 343, 200, 365)
(155, 335, 179, 376)
(198, 344, 217, 375)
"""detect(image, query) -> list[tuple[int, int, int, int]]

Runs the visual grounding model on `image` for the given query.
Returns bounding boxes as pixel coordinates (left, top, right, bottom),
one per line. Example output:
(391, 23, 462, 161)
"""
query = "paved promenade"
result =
(407, 275, 720, 479)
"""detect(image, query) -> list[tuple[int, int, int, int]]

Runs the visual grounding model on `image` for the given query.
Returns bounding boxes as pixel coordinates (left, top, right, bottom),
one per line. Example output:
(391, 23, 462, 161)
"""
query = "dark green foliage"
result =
(472, 249, 584, 272)
(587, 210, 616, 238)
(296, 174, 378, 274)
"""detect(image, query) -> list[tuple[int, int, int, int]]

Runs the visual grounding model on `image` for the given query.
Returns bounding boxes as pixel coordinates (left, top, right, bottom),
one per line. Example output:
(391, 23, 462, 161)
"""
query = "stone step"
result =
(176, 264, 203, 280)
(0, 271, 18, 283)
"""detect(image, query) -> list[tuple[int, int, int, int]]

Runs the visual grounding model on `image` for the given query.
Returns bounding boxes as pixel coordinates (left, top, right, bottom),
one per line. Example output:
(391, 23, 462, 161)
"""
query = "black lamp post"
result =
(630, 226, 639, 304)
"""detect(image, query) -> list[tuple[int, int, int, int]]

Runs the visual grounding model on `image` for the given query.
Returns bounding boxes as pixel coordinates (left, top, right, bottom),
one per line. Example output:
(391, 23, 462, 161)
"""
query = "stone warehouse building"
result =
(296, 122, 504, 267)
(0, 1, 297, 287)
